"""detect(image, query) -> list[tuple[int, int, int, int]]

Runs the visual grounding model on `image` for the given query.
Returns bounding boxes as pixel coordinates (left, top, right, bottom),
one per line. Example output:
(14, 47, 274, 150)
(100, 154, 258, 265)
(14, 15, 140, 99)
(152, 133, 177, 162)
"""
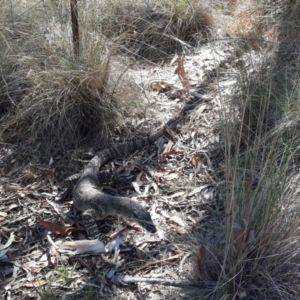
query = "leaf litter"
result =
(0, 40, 243, 299)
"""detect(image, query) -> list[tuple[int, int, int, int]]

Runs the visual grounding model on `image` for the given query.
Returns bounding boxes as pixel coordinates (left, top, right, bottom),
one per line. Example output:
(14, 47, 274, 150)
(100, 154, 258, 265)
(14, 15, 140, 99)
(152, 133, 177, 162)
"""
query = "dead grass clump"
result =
(189, 3, 300, 298)
(0, 13, 121, 156)
(233, 62, 288, 148)
(0, 0, 152, 158)
(276, 0, 300, 67)
(227, 1, 278, 46)
(219, 119, 300, 299)
(1, 48, 119, 155)
(97, 0, 212, 60)
(212, 151, 300, 299)
(231, 0, 300, 150)
(0, 25, 18, 117)
(192, 67, 300, 298)
(0, 48, 12, 117)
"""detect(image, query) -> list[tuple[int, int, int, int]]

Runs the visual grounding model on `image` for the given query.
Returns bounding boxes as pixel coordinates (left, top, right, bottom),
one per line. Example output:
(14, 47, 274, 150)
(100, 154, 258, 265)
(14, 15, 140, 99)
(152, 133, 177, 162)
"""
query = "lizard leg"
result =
(81, 209, 108, 243)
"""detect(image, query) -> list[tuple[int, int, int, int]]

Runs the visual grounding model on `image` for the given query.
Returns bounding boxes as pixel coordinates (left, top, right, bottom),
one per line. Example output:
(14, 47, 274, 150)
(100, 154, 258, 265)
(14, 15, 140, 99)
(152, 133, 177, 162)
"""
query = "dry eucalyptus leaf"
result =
(115, 160, 137, 176)
(54, 232, 127, 255)
(191, 155, 200, 169)
(0, 232, 15, 259)
(49, 156, 54, 166)
(46, 199, 68, 215)
(170, 215, 186, 228)
(0, 211, 7, 222)
(164, 191, 185, 199)
(173, 225, 187, 235)
(24, 279, 47, 288)
(162, 173, 178, 181)
(174, 52, 191, 93)
(143, 182, 159, 195)
(162, 140, 175, 155)
(38, 218, 80, 236)
(157, 228, 166, 240)
(135, 171, 143, 185)
(132, 182, 142, 194)
(160, 210, 171, 219)
(189, 185, 210, 196)
(161, 150, 184, 156)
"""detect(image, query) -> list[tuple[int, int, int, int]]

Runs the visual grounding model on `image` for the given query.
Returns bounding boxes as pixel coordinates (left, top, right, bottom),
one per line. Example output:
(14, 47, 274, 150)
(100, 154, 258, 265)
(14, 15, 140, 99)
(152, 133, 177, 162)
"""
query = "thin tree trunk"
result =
(70, 0, 79, 57)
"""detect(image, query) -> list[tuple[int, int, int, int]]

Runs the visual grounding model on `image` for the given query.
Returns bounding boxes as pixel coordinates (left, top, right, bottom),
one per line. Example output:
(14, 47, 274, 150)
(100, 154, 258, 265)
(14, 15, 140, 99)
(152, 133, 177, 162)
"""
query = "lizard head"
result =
(132, 208, 157, 233)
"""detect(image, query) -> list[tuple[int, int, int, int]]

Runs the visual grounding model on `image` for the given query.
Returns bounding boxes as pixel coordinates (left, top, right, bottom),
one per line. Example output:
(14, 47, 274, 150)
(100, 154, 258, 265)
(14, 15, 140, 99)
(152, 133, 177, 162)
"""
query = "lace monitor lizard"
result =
(72, 128, 165, 242)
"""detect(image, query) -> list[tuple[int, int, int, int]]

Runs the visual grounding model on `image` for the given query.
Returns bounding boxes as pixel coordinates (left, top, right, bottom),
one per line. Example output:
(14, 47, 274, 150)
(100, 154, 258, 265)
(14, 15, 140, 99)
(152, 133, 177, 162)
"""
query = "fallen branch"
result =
(117, 275, 215, 289)
(132, 253, 183, 274)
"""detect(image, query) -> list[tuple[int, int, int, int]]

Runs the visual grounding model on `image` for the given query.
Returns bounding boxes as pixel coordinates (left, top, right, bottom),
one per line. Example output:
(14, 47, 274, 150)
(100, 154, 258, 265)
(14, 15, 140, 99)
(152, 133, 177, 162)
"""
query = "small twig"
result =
(161, 33, 192, 48)
(132, 253, 183, 274)
(46, 233, 58, 250)
(179, 252, 191, 273)
(119, 275, 214, 289)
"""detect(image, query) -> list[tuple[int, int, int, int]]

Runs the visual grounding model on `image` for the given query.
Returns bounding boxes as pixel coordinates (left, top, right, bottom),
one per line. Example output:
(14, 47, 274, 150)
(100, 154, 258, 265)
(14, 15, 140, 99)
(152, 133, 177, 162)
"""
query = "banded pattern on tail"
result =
(72, 128, 165, 242)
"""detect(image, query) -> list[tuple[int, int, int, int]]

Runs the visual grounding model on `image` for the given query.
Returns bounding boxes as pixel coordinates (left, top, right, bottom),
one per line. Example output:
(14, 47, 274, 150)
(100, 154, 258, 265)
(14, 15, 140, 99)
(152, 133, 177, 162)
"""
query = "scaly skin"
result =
(72, 128, 164, 241)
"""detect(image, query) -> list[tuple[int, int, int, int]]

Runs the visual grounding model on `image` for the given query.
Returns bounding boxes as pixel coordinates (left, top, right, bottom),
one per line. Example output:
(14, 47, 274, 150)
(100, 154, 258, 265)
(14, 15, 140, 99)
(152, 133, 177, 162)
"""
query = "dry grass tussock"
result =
(0, 1, 145, 157)
(1, 41, 119, 155)
(211, 110, 300, 298)
(226, 0, 280, 46)
(193, 2, 300, 298)
(95, 0, 213, 60)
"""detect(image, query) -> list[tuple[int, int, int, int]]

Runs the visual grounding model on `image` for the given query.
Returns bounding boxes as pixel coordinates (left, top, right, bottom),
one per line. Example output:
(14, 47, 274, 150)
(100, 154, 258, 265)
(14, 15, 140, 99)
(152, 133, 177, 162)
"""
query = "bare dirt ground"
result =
(0, 38, 260, 299)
